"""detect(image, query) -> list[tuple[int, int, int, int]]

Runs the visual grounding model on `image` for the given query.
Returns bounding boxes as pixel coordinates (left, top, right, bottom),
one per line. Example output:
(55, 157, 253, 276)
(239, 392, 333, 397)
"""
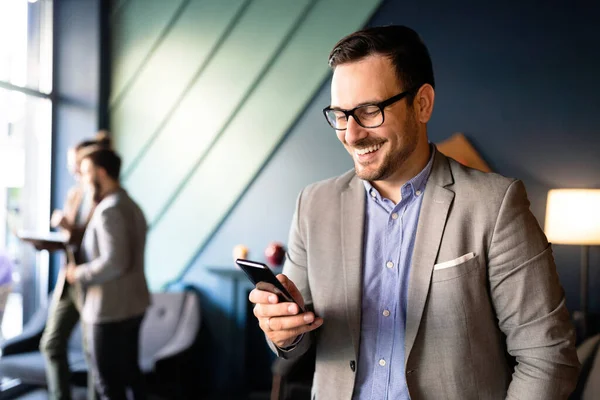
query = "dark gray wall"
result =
(50, 0, 102, 286)
(185, 1, 600, 317)
(51, 0, 101, 212)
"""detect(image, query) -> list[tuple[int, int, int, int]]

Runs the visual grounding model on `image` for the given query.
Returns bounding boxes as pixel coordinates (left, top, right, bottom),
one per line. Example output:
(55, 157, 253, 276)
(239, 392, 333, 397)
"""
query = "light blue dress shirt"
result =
(352, 147, 434, 400)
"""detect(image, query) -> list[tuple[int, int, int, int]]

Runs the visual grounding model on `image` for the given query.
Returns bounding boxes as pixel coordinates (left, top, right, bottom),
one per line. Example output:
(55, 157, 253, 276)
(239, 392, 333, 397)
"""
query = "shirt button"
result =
(391, 213, 399, 220)
(416, 190, 422, 196)
(370, 190, 376, 197)
(379, 359, 386, 367)
(386, 261, 393, 269)
(382, 309, 390, 317)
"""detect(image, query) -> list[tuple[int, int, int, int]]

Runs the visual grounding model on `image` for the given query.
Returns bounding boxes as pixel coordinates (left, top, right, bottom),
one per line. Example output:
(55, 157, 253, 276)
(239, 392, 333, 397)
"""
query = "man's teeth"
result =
(355, 143, 382, 155)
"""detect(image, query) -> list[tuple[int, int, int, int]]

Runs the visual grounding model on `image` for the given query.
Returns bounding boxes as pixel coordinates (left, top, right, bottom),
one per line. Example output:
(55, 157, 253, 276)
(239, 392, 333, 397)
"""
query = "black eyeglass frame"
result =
(322, 87, 419, 130)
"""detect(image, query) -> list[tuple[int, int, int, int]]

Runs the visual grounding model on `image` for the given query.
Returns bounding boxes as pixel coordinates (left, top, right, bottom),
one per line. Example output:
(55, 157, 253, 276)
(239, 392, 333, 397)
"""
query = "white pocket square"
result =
(434, 252, 475, 270)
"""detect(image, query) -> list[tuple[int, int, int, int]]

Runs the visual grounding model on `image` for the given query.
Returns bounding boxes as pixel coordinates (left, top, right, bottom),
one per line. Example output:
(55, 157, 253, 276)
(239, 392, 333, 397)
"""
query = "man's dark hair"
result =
(328, 25, 435, 103)
(75, 130, 112, 151)
(84, 148, 121, 181)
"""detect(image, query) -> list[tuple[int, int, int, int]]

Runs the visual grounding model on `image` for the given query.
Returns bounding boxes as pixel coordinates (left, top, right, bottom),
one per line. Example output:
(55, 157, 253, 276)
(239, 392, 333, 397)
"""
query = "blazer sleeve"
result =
(488, 180, 580, 399)
(268, 189, 315, 360)
(74, 206, 130, 285)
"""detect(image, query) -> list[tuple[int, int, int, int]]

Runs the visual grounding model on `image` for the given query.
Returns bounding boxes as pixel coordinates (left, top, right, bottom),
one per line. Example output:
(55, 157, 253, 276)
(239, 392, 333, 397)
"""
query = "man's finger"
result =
(248, 288, 279, 305)
(253, 302, 301, 319)
(267, 313, 317, 331)
(276, 274, 305, 309)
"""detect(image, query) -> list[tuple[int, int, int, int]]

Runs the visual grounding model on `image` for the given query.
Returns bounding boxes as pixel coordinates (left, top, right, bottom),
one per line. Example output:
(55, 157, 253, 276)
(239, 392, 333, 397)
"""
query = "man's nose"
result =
(344, 116, 368, 146)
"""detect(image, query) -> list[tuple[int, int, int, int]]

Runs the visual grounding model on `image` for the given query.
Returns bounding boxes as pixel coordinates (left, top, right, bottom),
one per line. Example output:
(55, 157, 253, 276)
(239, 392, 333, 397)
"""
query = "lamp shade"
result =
(544, 189, 600, 245)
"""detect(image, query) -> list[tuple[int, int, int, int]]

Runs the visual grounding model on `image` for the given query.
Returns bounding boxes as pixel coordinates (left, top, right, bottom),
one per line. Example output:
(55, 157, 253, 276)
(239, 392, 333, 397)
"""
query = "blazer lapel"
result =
(405, 151, 455, 364)
(341, 175, 366, 358)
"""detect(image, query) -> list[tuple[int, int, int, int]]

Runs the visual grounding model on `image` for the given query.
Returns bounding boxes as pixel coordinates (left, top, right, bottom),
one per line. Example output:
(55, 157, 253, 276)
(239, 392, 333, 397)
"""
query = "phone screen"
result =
(235, 258, 304, 312)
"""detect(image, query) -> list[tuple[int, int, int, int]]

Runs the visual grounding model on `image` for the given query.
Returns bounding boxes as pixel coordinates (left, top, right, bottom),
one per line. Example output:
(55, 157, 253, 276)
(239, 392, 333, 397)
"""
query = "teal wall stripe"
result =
(123, 0, 312, 223)
(144, 0, 317, 228)
(120, 0, 252, 178)
(109, 0, 192, 110)
(110, 0, 130, 20)
(110, 0, 188, 106)
(112, 0, 248, 172)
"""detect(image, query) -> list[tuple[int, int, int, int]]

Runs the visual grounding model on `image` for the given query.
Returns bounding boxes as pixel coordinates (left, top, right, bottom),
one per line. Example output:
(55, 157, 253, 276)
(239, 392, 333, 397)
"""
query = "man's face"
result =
(330, 55, 421, 182)
(79, 158, 102, 201)
(67, 148, 80, 178)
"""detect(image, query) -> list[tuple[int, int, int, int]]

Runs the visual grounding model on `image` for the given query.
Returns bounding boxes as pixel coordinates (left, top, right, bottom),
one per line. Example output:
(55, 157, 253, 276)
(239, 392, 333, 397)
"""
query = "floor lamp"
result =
(545, 189, 600, 340)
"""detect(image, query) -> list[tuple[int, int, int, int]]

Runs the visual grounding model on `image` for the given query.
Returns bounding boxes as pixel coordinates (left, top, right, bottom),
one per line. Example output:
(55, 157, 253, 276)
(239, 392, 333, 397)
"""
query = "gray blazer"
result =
(276, 150, 580, 399)
(75, 188, 150, 324)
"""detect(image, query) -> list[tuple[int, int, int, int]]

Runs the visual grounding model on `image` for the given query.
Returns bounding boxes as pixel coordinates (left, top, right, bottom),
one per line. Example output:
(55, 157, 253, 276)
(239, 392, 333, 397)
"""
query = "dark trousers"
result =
(87, 314, 146, 400)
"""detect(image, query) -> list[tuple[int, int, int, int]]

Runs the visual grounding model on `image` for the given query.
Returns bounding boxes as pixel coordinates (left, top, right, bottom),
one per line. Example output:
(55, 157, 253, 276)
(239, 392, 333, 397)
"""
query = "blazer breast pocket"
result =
(432, 252, 480, 282)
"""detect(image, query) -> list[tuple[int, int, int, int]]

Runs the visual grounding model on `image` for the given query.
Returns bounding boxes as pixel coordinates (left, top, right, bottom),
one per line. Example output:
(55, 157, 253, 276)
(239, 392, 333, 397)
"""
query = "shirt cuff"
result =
(278, 333, 304, 352)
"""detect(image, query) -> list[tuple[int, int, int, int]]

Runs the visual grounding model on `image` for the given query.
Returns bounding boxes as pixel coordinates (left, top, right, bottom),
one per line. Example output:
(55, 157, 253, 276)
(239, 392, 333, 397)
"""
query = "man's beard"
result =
(353, 115, 419, 181)
(92, 179, 102, 203)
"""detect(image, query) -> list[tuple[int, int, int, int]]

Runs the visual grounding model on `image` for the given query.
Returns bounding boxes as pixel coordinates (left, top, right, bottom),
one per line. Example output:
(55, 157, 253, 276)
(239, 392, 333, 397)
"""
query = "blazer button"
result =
(350, 360, 356, 372)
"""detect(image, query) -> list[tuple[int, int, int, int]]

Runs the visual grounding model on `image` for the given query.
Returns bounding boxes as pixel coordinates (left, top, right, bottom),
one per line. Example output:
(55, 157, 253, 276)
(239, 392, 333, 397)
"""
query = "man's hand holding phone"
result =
(249, 274, 323, 349)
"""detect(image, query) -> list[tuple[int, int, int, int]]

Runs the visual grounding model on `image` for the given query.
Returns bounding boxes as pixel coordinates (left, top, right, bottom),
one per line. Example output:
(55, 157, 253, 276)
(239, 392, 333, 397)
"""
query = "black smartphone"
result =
(235, 258, 304, 312)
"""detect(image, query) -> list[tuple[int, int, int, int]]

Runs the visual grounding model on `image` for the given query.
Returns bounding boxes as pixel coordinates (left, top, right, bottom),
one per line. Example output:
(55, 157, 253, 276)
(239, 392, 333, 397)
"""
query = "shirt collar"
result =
(363, 144, 436, 202)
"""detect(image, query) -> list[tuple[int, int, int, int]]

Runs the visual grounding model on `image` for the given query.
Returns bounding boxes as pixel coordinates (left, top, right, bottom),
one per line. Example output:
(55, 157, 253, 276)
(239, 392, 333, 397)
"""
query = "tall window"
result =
(0, 0, 53, 339)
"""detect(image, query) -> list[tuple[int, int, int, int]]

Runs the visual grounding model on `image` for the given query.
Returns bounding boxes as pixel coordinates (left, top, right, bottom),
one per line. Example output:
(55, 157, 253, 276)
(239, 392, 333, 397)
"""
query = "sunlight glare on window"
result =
(0, 0, 28, 87)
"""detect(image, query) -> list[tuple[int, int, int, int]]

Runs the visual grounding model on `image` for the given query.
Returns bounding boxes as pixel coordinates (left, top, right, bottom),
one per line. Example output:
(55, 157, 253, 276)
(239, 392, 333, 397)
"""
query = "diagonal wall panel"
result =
(110, 0, 188, 106)
(123, 0, 312, 223)
(144, 0, 382, 289)
(113, 0, 247, 171)
(110, 0, 129, 18)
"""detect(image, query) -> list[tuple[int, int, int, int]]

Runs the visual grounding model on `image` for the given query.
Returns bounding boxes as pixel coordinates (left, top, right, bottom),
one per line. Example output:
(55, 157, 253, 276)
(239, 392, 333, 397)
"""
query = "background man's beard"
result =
(92, 180, 102, 203)
(354, 118, 419, 181)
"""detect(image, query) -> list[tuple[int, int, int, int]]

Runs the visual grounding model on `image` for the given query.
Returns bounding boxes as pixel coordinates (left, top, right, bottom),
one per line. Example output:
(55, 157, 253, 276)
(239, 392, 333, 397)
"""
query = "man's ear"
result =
(415, 84, 435, 124)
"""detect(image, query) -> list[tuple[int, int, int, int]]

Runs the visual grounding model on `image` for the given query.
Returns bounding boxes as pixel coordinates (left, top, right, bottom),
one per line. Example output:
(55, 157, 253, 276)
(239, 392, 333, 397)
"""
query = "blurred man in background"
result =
(40, 132, 112, 400)
(66, 148, 150, 400)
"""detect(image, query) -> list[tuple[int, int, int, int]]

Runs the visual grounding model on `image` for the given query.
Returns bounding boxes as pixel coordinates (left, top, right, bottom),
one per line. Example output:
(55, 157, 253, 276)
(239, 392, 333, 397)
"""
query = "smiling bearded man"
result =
(249, 25, 580, 400)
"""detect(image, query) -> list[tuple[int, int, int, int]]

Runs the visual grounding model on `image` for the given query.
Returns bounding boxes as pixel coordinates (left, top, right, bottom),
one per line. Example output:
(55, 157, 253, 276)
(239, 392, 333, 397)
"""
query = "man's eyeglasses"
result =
(322, 87, 418, 130)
